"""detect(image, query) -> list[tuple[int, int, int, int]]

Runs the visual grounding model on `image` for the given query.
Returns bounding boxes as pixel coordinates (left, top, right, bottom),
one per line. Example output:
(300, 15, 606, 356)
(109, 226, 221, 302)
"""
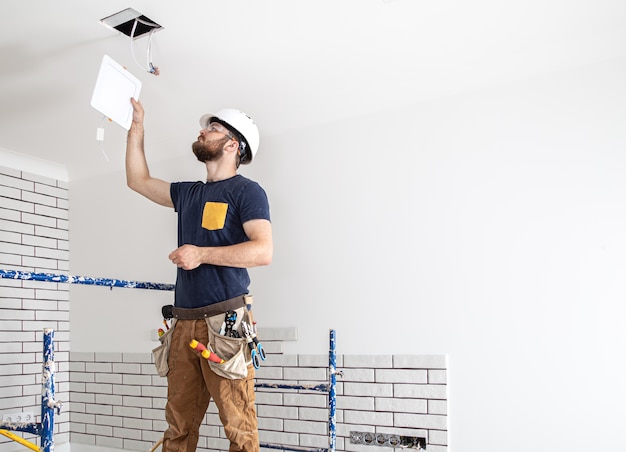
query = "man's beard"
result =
(192, 135, 230, 162)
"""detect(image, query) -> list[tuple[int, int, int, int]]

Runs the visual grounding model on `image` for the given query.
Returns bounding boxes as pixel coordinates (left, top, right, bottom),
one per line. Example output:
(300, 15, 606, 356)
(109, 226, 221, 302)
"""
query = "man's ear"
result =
(224, 140, 241, 163)
(225, 139, 239, 151)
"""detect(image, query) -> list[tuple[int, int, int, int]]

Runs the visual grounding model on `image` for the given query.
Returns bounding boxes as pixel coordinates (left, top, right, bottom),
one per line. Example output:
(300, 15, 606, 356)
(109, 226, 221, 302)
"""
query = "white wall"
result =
(68, 56, 626, 451)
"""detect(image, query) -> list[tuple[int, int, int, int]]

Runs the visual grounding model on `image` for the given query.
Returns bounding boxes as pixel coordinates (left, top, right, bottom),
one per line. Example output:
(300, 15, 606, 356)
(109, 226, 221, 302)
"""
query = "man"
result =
(126, 98, 272, 452)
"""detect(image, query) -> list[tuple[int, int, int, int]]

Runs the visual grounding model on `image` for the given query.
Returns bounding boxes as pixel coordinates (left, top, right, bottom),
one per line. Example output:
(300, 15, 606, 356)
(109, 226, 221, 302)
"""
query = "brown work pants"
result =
(163, 319, 259, 452)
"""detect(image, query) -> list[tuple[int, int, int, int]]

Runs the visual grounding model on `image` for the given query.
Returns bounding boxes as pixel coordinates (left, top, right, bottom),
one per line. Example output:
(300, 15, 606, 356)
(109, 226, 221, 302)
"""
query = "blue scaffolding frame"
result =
(0, 269, 339, 452)
(0, 328, 61, 452)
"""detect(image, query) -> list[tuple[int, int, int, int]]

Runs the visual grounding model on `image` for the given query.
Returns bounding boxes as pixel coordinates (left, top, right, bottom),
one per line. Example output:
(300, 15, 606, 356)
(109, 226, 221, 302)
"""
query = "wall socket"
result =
(350, 431, 427, 449)
(2, 411, 35, 423)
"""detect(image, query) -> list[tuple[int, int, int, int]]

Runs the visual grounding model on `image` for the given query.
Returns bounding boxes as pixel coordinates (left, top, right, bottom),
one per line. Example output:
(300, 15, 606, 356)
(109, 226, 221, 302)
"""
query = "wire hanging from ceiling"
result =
(130, 18, 160, 76)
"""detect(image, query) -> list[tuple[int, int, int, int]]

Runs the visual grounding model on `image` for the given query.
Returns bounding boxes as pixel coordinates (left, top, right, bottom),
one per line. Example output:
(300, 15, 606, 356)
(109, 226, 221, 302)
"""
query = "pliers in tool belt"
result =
(220, 310, 239, 337)
(242, 322, 266, 369)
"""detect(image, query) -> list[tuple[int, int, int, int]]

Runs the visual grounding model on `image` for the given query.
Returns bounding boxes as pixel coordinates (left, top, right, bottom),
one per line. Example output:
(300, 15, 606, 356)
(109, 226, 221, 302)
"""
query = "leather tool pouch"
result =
(205, 307, 250, 379)
(152, 319, 176, 377)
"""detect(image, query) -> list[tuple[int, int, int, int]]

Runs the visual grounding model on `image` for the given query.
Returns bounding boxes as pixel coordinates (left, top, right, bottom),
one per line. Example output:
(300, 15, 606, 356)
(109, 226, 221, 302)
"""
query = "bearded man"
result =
(125, 98, 272, 452)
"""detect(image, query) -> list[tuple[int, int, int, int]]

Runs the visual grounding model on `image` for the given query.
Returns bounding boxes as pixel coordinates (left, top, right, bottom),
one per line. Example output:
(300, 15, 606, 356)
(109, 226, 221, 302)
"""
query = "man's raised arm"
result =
(125, 98, 173, 208)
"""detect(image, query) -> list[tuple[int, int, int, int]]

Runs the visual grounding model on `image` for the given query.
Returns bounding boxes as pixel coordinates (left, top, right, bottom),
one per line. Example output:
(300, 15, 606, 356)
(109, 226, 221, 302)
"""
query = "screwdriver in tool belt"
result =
(189, 340, 224, 364)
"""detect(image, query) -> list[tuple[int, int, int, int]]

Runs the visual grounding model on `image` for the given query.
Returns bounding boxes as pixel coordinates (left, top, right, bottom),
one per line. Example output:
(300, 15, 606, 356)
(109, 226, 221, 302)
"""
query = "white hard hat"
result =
(199, 109, 260, 164)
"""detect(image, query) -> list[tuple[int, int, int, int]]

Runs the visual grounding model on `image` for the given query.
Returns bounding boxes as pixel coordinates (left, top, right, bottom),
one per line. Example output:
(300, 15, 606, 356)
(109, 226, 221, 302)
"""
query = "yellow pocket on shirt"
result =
(202, 202, 228, 230)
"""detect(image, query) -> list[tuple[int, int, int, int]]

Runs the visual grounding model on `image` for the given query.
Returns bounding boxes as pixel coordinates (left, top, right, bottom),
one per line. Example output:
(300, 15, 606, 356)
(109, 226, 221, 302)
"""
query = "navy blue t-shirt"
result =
(170, 175, 270, 308)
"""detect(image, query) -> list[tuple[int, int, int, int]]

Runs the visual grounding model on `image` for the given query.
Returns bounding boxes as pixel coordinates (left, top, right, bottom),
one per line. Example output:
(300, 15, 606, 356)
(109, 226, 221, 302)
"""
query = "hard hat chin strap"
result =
(237, 141, 251, 167)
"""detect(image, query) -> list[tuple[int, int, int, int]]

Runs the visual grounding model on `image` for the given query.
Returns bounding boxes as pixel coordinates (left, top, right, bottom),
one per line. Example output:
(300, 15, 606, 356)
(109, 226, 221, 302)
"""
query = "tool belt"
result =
(162, 295, 248, 320)
(155, 294, 260, 380)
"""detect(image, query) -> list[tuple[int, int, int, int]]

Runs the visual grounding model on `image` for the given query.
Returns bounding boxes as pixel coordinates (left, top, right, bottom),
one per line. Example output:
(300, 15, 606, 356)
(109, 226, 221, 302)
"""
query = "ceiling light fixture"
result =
(100, 7, 163, 39)
(100, 7, 163, 76)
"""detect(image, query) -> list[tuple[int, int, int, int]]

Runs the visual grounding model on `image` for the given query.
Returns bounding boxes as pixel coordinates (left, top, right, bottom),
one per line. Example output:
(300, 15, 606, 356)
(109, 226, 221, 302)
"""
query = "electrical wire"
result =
(97, 115, 110, 162)
(134, 17, 161, 28)
(129, 19, 160, 76)
(147, 28, 159, 75)
(129, 20, 143, 71)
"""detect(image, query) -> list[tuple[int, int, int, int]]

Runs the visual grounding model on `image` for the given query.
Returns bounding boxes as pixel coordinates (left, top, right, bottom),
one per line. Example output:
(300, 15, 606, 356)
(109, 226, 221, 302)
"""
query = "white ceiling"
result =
(2, 0, 626, 180)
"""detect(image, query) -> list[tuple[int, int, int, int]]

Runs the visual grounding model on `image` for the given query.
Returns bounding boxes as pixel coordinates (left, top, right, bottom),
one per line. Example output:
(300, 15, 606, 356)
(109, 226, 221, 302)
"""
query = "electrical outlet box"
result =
(350, 431, 427, 450)
(101, 8, 163, 39)
(2, 411, 34, 423)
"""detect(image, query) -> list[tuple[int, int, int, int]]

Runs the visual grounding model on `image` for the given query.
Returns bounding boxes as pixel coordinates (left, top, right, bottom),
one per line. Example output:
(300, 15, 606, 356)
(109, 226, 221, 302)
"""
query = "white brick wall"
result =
(0, 165, 70, 450)
(67, 346, 448, 452)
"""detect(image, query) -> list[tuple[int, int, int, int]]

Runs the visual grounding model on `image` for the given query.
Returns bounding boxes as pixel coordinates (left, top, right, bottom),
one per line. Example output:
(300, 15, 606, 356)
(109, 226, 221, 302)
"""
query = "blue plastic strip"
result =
(41, 329, 55, 452)
(0, 421, 41, 435)
(328, 329, 337, 452)
(254, 383, 329, 392)
(0, 269, 175, 291)
(260, 443, 327, 452)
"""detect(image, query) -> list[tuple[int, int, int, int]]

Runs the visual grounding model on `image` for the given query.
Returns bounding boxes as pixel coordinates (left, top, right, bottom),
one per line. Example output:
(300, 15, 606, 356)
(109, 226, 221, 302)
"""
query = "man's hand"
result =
(168, 220, 272, 270)
(169, 244, 203, 270)
(130, 98, 144, 126)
